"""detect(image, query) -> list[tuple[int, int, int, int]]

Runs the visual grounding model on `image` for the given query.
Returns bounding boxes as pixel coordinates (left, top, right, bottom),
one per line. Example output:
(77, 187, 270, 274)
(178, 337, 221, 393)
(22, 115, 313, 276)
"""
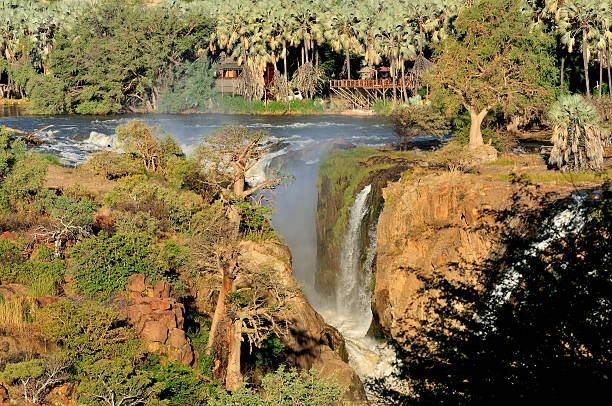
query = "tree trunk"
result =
(468, 107, 488, 147)
(345, 48, 351, 80)
(392, 63, 397, 110)
(208, 270, 233, 384)
(561, 55, 565, 90)
(283, 40, 289, 92)
(401, 62, 408, 103)
(599, 49, 603, 99)
(225, 320, 243, 391)
(583, 26, 591, 98)
(606, 44, 612, 99)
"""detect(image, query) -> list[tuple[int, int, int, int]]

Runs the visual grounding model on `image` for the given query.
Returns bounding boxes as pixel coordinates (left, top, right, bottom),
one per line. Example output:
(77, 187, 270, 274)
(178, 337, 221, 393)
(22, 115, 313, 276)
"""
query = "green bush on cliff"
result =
(105, 178, 203, 232)
(0, 241, 65, 296)
(212, 366, 344, 406)
(70, 232, 168, 298)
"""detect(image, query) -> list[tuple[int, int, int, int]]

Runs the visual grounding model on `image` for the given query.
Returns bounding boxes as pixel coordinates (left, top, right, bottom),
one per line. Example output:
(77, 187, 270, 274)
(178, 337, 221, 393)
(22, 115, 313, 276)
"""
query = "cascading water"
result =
(334, 184, 373, 335)
(482, 193, 588, 327)
(320, 185, 400, 397)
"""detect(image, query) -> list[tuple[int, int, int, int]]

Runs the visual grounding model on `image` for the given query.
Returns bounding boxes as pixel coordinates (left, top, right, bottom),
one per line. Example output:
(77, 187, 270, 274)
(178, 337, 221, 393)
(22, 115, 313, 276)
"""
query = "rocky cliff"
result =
(238, 241, 367, 403)
(373, 172, 515, 343)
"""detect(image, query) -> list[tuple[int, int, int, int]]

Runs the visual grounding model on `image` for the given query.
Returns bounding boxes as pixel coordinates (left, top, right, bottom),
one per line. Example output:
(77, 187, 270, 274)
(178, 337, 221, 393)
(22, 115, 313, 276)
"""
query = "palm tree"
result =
(549, 94, 606, 170)
(558, 0, 601, 98)
(324, 1, 361, 79)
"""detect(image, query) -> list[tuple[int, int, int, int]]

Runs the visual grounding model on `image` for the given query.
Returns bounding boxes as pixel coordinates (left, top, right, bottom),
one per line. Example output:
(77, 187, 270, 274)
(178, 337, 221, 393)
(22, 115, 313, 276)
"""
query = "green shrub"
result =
(0, 130, 47, 211)
(40, 299, 137, 365)
(146, 357, 219, 405)
(85, 151, 143, 179)
(70, 232, 168, 298)
(165, 156, 203, 191)
(235, 202, 277, 241)
(0, 240, 64, 296)
(212, 366, 344, 406)
(105, 179, 203, 231)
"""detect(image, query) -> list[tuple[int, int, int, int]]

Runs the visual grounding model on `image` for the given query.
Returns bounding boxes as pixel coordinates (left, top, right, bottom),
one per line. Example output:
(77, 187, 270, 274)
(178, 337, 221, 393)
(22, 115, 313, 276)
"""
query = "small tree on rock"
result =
(391, 105, 449, 151)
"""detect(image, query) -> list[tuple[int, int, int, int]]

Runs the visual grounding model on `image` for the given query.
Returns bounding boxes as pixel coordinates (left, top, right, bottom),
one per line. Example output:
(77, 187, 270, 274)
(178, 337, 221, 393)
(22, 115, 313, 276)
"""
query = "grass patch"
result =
(42, 153, 62, 165)
(0, 296, 37, 334)
(492, 169, 612, 183)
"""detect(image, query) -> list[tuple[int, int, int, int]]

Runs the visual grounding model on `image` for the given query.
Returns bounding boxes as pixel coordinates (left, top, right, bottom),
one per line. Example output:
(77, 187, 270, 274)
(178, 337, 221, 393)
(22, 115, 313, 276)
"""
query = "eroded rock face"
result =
(374, 173, 512, 343)
(238, 241, 367, 403)
(120, 277, 194, 366)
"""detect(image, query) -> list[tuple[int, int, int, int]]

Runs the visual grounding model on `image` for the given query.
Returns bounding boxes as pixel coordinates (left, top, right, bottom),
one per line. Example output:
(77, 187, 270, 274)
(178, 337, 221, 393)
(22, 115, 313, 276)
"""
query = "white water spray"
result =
(335, 184, 373, 335)
(483, 193, 588, 326)
(320, 185, 401, 398)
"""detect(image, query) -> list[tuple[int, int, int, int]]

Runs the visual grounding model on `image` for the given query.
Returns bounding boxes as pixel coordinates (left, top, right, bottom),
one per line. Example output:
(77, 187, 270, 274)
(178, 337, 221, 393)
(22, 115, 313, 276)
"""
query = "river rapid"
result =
(1, 110, 397, 395)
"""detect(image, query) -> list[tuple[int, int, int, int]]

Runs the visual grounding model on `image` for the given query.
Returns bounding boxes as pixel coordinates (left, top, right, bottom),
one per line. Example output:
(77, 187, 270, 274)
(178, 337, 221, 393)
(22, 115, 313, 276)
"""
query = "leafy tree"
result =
(0, 353, 70, 404)
(159, 57, 215, 113)
(40, 299, 136, 367)
(116, 120, 183, 173)
(426, 0, 558, 149)
(212, 366, 344, 406)
(558, 0, 602, 98)
(0, 129, 47, 211)
(549, 94, 607, 171)
(78, 353, 165, 406)
(35, 0, 212, 114)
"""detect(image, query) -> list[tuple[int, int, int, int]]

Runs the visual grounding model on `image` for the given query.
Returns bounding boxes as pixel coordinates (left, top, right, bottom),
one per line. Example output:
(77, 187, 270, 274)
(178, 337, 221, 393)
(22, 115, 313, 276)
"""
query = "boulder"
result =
(126, 274, 146, 293)
(153, 280, 171, 299)
(121, 275, 194, 366)
(141, 320, 168, 343)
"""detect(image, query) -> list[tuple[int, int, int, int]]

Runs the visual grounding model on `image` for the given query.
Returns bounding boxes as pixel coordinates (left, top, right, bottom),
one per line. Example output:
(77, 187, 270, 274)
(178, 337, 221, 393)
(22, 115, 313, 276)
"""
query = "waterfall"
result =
(482, 193, 588, 327)
(335, 184, 372, 336)
(321, 184, 402, 398)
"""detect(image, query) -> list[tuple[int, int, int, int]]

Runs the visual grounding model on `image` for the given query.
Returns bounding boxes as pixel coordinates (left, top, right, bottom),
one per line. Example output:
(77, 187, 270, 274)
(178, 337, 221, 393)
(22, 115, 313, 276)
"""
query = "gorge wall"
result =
(374, 172, 519, 344)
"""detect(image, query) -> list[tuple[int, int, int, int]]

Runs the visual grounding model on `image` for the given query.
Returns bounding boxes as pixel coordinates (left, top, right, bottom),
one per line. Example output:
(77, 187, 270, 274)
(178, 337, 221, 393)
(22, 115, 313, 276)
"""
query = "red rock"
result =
(168, 328, 187, 348)
(158, 312, 177, 330)
(150, 299, 171, 311)
(141, 320, 168, 343)
(126, 274, 146, 293)
(153, 280, 171, 299)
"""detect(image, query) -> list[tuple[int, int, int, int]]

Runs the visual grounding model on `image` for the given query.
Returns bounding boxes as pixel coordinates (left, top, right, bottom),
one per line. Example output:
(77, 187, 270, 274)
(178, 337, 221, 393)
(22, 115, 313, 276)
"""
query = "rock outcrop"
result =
(373, 173, 513, 343)
(120, 275, 194, 366)
(238, 241, 367, 403)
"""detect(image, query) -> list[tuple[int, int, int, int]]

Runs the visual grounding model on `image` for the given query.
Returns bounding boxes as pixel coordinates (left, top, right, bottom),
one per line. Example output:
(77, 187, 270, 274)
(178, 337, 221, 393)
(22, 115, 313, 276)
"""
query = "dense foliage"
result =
(3, 0, 610, 116)
(20, 0, 213, 114)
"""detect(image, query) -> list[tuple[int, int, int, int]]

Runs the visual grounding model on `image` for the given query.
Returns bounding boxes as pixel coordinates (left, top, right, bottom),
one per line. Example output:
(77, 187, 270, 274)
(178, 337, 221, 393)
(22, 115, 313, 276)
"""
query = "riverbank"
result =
(1, 96, 390, 117)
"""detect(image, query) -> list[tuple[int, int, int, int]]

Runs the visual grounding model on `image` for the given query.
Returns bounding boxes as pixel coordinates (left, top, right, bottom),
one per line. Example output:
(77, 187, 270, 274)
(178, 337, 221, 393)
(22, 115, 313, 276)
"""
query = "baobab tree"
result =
(427, 0, 557, 151)
(197, 124, 292, 390)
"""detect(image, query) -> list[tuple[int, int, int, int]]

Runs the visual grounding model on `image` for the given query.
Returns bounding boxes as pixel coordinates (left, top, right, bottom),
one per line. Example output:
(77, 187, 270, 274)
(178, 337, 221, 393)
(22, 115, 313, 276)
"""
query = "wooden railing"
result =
(330, 78, 394, 88)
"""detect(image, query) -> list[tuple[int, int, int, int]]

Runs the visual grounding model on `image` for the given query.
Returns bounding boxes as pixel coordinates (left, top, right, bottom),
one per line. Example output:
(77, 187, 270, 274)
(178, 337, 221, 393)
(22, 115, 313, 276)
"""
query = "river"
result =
(0, 110, 397, 394)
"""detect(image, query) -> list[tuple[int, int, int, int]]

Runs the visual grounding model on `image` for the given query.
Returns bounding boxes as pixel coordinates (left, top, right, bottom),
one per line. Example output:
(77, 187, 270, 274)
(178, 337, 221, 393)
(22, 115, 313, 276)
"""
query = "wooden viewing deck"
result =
(330, 78, 396, 89)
